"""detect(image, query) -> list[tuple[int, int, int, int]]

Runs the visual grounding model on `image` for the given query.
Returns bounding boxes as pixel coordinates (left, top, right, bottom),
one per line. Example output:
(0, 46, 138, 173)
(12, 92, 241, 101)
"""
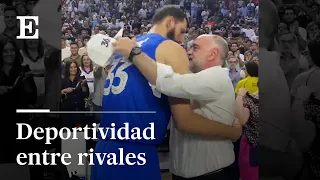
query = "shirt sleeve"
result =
(235, 80, 243, 94)
(155, 62, 220, 100)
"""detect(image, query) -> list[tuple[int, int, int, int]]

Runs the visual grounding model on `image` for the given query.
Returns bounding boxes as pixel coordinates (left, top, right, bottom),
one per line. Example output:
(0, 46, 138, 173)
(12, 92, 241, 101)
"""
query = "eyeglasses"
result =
(279, 39, 295, 44)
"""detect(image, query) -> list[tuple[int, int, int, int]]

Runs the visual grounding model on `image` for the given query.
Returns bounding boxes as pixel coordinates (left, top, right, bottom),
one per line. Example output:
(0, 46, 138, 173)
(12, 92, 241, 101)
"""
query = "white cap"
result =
(86, 28, 123, 67)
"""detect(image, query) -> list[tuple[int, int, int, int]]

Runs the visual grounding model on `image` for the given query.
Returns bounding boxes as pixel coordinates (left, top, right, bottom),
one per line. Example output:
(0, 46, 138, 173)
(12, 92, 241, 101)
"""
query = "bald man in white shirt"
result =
(113, 34, 237, 179)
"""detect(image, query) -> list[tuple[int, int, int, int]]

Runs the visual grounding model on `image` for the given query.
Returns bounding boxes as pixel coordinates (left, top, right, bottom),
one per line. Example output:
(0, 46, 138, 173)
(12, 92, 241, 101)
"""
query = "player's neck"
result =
(148, 25, 167, 37)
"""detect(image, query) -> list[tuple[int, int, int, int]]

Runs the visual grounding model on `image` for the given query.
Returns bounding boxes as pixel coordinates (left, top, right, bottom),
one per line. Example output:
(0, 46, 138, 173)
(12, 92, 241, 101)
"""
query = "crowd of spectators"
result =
(61, 0, 259, 59)
(269, 0, 320, 179)
(60, 0, 260, 179)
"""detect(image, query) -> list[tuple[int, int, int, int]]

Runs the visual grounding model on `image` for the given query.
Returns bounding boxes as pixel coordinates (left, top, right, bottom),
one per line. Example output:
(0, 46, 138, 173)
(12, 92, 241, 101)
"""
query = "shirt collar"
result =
(70, 54, 81, 59)
(229, 68, 238, 72)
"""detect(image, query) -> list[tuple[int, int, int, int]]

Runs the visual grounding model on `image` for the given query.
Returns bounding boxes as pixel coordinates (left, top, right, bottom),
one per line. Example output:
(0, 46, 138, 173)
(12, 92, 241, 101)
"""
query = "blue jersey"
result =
(99, 34, 172, 145)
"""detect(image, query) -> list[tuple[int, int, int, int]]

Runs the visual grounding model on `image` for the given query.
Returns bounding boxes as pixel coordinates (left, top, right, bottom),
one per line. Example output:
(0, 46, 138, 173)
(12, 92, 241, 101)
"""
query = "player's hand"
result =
(112, 37, 138, 58)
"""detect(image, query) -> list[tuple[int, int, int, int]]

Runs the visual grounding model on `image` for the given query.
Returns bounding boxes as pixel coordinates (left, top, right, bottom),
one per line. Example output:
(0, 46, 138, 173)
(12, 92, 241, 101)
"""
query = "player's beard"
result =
(166, 29, 176, 42)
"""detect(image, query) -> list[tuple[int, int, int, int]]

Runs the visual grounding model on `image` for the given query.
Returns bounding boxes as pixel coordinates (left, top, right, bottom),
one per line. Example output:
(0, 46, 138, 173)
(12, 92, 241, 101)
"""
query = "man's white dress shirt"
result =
(155, 63, 235, 178)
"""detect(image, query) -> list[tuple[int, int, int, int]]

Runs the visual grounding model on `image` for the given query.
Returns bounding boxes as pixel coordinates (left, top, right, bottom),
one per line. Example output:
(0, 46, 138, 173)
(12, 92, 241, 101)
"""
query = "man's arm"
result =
(132, 53, 219, 100)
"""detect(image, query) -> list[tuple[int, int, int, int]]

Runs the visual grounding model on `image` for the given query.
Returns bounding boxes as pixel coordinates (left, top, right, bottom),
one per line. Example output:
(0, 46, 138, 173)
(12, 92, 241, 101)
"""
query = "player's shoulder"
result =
(157, 40, 186, 54)
(137, 34, 167, 44)
(156, 40, 187, 64)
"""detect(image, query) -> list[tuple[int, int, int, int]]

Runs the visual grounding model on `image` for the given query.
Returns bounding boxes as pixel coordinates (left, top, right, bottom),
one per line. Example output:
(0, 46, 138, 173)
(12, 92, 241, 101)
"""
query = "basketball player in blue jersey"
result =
(91, 6, 241, 180)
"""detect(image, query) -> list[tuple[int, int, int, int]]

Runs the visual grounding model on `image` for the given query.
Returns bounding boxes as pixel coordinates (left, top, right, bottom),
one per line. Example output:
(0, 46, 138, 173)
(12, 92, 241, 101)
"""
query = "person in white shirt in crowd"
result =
(282, 7, 307, 50)
(107, 17, 121, 29)
(118, 1, 125, 14)
(79, 54, 94, 95)
(112, 34, 239, 179)
(191, 0, 198, 19)
(77, 0, 88, 16)
(201, 8, 210, 21)
(138, 6, 147, 19)
(241, 24, 256, 39)
(250, 28, 259, 42)
(61, 37, 71, 61)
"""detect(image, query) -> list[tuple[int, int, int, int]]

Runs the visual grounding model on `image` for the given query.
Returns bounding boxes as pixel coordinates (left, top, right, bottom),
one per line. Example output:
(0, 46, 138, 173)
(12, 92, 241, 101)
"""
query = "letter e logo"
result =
(16, 16, 39, 39)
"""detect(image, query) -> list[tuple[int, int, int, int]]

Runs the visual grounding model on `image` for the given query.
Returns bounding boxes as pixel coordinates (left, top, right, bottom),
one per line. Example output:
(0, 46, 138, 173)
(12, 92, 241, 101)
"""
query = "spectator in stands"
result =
(62, 42, 82, 66)
(79, 54, 94, 95)
(228, 55, 243, 89)
(60, 60, 89, 128)
(0, 38, 36, 163)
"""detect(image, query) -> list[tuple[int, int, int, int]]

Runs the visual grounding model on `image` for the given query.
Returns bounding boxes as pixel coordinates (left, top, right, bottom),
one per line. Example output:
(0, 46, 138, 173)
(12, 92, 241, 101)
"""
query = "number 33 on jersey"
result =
(103, 37, 161, 98)
(104, 60, 132, 95)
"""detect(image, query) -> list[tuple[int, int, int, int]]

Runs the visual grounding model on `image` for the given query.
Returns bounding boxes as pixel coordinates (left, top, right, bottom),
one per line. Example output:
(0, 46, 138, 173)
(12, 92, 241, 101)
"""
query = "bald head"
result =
(197, 34, 229, 64)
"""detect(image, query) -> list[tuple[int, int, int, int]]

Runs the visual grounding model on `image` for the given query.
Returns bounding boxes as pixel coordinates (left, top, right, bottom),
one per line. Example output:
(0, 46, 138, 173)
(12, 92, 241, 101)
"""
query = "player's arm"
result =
(155, 41, 241, 141)
(132, 52, 216, 100)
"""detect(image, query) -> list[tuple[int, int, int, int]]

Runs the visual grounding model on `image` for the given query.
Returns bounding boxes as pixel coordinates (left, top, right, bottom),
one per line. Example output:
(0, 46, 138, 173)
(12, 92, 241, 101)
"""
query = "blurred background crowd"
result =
(270, 0, 320, 179)
(60, 0, 260, 124)
(2, 0, 319, 179)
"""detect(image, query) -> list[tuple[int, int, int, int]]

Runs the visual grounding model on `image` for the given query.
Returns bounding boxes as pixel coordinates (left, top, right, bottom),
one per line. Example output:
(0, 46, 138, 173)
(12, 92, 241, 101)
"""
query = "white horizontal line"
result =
(16, 109, 156, 114)
(17, 109, 50, 113)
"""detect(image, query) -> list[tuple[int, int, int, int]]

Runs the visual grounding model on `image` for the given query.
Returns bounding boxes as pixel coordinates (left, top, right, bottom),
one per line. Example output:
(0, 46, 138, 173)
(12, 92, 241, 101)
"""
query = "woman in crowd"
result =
(0, 39, 37, 163)
(306, 22, 319, 43)
(235, 61, 259, 180)
(235, 61, 259, 94)
(251, 55, 259, 64)
(244, 50, 253, 62)
(21, 38, 46, 105)
(78, 39, 84, 48)
(291, 33, 320, 179)
(80, 54, 94, 96)
(60, 60, 89, 128)
(278, 22, 288, 33)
